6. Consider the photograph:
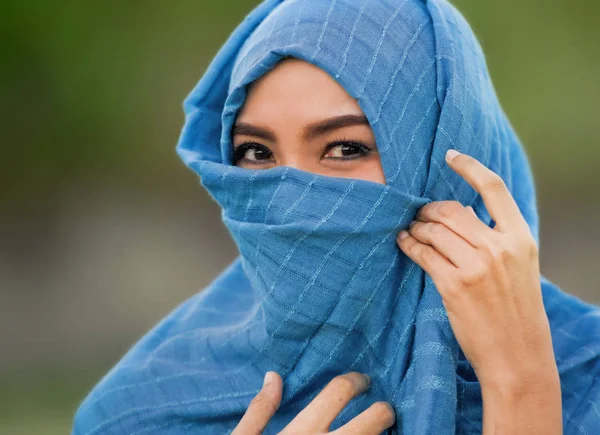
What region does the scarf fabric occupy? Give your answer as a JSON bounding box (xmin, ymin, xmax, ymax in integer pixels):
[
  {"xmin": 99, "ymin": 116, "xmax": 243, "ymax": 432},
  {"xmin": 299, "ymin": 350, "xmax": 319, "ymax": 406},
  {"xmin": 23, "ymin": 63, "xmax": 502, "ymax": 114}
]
[{"xmin": 73, "ymin": 0, "xmax": 600, "ymax": 433}]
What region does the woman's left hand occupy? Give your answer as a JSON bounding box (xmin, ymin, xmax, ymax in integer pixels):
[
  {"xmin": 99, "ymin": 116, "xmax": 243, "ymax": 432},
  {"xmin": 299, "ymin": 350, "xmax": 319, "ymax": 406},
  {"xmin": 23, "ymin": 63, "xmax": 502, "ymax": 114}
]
[{"xmin": 397, "ymin": 150, "xmax": 562, "ymax": 434}]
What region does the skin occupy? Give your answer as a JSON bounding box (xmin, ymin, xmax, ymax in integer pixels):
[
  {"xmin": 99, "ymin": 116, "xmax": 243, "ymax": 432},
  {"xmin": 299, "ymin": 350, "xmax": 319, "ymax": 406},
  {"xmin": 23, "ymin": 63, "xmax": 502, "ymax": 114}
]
[
  {"xmin": 232, "ymin": 58, "xmax": 385, "ymax": 184},
  {"xmin": 232, "ymin": 59, "xmax": 562, "ymax": 434},
  {"xmin": 232, "ymin": 372, "xmax": 395, "ymax": 435}
]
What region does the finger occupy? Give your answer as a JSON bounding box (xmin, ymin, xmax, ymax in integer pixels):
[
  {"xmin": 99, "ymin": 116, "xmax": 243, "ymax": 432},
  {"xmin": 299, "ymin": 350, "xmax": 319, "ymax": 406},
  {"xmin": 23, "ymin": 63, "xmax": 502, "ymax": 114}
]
[
  {"xmin": 416, "ymin": 201, "xmax": 494, "ymax": 248},
  {"xmin": 397, "ymin": 231, "xmax": 457, "ymax": 282},
  {"xmin": 445, "ymin": 150, "xmax": 528, "ymax": 234},
  {"xmin": 287, "ymin": 372, "xmax": 370, "ymax": 431},
  {"xmin": 232, "ymin": 372, "xmax": 282, "ymax": 435},
  {"xmin": 331, "ymin": 402, "xmax": 395, "ymax": 435},
  {"xmin": 407, "ymin": 221, "xmax": 479, "ymax": 268}
]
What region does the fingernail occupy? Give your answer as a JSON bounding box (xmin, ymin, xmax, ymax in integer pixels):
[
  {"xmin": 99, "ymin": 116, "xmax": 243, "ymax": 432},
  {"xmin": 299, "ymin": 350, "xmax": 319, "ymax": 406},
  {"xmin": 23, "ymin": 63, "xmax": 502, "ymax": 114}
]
[
  {"xmin": 409, "ymin": 220, "xmax": 417, "ymax": 229},
  {"xmin": 398, "ymin": 230, "xmax": 409, "ymax": 240},
  {"xmin": 263, "ymin": 371, "xmax": 275, "ymax": 387},
  {"xmin": 446, "ymin": 149, "xmax": 460, "ymax": 162},
  {"xmin": 363, "ymin": 373, "xmax": 371, "ymax": 387}
]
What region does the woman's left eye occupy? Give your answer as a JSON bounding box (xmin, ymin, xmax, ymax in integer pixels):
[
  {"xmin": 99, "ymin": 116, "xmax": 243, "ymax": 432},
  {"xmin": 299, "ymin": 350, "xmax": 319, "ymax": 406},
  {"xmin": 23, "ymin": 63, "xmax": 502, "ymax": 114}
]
[{"xmin": 323, "ymin": 140, "xmax": 372, "ymax": 160}]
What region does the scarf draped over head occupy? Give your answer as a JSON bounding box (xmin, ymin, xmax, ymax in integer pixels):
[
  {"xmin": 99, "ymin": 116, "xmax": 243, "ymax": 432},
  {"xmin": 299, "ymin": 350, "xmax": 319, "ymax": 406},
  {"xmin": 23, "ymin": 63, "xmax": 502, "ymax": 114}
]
[{"xmin": 73, "ymin": 0, "xmax": 600, "ymax": 434}]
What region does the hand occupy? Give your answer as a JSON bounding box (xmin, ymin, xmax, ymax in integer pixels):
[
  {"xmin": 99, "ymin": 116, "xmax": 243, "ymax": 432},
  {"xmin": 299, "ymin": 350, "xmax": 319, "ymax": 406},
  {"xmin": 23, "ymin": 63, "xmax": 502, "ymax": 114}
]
[
  {"xmin": 396, "ymin": 150, "xmax": 561, "ymax": 434},
  {"xmin": 232, "ymin": 372, "xmax": 395, "ymax": 435}
]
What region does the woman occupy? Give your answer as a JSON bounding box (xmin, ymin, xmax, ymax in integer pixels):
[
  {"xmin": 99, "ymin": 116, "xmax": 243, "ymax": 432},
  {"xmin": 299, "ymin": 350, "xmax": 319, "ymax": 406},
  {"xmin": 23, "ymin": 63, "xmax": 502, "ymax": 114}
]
[{"xmin": 73, "ymin": 0, "xmax": 600, "ymax": 434}]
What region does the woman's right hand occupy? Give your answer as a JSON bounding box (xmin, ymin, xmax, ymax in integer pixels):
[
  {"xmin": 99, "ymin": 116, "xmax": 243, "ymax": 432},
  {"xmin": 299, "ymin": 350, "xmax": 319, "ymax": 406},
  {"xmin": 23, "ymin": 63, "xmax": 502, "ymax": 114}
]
[{"xmin": 232, "ymin": 372, "xmax": 395, "ymax": 435}]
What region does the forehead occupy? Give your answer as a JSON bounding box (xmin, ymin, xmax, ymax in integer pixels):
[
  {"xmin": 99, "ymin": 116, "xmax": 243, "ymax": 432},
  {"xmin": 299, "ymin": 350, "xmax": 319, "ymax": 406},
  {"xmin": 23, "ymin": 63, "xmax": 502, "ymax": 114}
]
[{"xmin": 238, "ymin": 58, "xmax": 364, "ymax": 120}]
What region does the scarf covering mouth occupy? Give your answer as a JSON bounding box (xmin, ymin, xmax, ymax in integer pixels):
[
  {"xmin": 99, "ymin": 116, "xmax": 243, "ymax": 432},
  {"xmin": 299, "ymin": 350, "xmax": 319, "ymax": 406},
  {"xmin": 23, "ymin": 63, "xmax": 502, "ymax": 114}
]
[{"xmin": 73, "ymin": 0, "xmax": 600, "ymax": 433}]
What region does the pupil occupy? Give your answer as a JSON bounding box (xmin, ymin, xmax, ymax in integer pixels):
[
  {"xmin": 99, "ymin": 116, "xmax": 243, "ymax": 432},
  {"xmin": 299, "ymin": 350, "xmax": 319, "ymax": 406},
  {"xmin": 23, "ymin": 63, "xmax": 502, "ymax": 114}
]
[
  {"xmin": 254, "ymin": 147, "xmax": 270, "ymax": 160},
  {"xmin": 341, "ymin": 144, "xmax": 355, "ymax": 156}
]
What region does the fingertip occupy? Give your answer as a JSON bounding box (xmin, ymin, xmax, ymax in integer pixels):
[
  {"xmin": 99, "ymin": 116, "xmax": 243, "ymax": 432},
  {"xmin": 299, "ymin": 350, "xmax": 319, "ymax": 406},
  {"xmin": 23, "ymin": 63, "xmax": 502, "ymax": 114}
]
[
  {"xmin": 343, "ymin": 371, "xmax": 371, "ymax": 392},
  {"xmin": 445, "ymin": 149, "xmax": 461, "ymax": 163},
  {"xmin": 263, "ymin": 371, "xmax": 275, "ymax": 387},
  {"xmin": 262, "ymin": 371, "xmax": 283, "ymax": 391},
  {"xmin": 383, "ymin": 402, "xmax": 396, "ymax": 420},
  {"xmin": 397, "ymin": 230, "xmax": 409, "ymax": 241},
  {"xmin": 374, "ymin": 401, "xmax": 396, "ymax": 426},
  {"xmin": 262, "ymin": 372, "xmax": 283, "ymax": 398}
]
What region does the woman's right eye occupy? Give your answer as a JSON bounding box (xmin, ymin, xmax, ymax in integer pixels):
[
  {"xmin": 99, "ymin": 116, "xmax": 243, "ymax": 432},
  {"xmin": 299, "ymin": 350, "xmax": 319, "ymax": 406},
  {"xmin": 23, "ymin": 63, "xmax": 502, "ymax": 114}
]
[{"xmin": 232, "ymin": 143, "xmax": 274, "ymax": 165}]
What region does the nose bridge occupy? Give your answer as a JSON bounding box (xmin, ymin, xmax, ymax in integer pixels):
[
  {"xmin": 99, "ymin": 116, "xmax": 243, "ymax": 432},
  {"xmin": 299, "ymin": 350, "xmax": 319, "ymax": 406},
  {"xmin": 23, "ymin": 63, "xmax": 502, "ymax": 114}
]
[
  {"xmin": 276, "ymin": 135, "xmax": 314, "ymax": 173},
  {"xmin": 278, "ymin": 148, "xmax": 300, "ymax": 170},
  {"xmin": 279, "ymin": 156, "xmax": 309, "ymax": 172}
]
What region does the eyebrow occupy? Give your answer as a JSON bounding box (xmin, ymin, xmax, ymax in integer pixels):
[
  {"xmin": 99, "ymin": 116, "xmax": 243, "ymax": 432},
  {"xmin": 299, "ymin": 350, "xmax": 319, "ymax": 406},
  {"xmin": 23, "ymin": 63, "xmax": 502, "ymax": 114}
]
[
  {"xmin": 231, "ymin": 123, "xmax": 276, "ymax": 142},
  {"xmin": 232, "ymin": 114, "xmax": 370, "ymax": 142}
]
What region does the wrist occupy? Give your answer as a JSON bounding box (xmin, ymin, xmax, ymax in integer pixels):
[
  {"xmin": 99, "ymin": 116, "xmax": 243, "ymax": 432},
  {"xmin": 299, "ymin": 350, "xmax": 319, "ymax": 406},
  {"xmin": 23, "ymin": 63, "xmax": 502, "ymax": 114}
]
[
  {"xmin": 480, "ymin": 367, "xmax": 562, "ymax": 435},
  {"xmin": 477, "ymin": 331, "xmax": 559, "ymax": 398},
  {"xmin": 481, "ymin": 367, "xmax": 560, "ymax": 405},
  {"xmin": 479, "ymin": 355, "xmax": 560, "ymax": 398}
]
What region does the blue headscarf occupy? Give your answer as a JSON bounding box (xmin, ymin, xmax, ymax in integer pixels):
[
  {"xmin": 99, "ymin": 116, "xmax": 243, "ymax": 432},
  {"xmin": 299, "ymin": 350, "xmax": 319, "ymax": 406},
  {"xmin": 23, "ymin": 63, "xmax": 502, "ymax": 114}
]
[{"xmin": 73, "ymin": 0, "xmax": 600, "ymax": 433}]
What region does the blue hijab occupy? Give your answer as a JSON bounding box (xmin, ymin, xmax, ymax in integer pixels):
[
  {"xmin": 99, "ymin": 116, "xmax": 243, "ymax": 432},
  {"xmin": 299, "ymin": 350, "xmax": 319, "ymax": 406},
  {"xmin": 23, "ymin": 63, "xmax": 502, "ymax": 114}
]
[{"xmin": 73, "ymin": 0, "xmax": 600, "ymax": 433}]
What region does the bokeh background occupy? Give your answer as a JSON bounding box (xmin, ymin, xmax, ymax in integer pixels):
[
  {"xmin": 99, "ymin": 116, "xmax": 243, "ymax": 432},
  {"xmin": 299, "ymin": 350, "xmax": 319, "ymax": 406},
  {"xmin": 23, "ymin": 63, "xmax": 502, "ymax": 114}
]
[{"xmin": 1, "ymin": 0, "xmax": 598, "ymax": 433}]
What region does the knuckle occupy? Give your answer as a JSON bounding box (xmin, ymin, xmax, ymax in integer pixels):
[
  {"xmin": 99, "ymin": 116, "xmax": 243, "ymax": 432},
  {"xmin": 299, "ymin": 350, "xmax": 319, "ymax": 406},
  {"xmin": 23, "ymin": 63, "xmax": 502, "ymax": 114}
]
[
  {"xmin": 420, "ymin": 246, "xmax": 437, "ymax": 267},
  {"xmin": 409, "ymin": 221, "xmax": 424, "ymax": 235},
  {"xmin": 528, "ymin": 240, "xmax": 539, "ymax": 259},
  {"xmin": 441, "ymin": 280, "xmax": 461, "ymax": 301},
  {"xmin": 479, "ymin": 174, "xmax": 506, "ymax": 194},
  {"xmin": 411, "ymin": 243, "xmax": 426, "ymax": 259},
  {"xmin": 479, "ymin": 236, "xmax": 509, "ymax": 263},
  {"xmin": 428, "ymin": 222, "xmax": 445, "ymax": 235},
  {"xmin": 412, "ymin": 221, "xmax": 440, "ymax": 240},
  {"xmin": 483, "ymin": 244, "xmax": 506, "ymax": 264},
  {"xmin": 459, "ymin": 263, "xmax": 487, "ymax": 286},
  {"xmin": 437, "ymin": 201, "xmax": 464, "ymax": 220},
  {"xmin": 518, "ymin": 235, "xmax": 539, "ymax": 258},
  {"xmin": 505, "ymin": 235, "xmax": 538, "ymax": 260},
  {"xmin": 420, "ymin": 245, "xmax": 434, "ymax": 261}
]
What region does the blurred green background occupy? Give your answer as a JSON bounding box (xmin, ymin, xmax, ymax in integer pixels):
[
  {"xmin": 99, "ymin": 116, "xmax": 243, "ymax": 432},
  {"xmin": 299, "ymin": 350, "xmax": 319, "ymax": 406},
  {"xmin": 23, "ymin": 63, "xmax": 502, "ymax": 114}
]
[{"xmin": 1, "ymin": 1, "xmax": 598, "ymax": 433}]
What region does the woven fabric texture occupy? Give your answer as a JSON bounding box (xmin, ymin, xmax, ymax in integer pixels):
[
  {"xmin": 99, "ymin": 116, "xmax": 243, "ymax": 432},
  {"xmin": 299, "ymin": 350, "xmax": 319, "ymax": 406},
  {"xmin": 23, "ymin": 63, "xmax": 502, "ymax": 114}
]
[{"xmin": 73, "ymin": 0, "xmax": 600, "ymax": 433}]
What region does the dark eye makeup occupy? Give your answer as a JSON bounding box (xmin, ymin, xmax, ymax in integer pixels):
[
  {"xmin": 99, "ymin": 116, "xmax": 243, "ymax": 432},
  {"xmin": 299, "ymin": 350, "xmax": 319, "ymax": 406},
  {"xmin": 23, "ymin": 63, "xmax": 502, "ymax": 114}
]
[
  {"xmin": 232, "ymin": 142, "xmax": 275, "ymax": 165},
  {"xmin": 322, "ymin": 139, "xmax": 374, "ymax": 160},
  {"xmin": 232, "ymin": 139, "xmax": 374, "ymax": 166}
]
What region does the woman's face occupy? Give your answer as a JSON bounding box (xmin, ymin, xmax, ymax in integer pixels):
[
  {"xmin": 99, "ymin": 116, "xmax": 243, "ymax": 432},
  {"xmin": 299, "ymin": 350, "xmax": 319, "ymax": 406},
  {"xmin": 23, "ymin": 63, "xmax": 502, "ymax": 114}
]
[{"xmin": 232, "ymin": 58, "xmax": 386, "ymax": 185}]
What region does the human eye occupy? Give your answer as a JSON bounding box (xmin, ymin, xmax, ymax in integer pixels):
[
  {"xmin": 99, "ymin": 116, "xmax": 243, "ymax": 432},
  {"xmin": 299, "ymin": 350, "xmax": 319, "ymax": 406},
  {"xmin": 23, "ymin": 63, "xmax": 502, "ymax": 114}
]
[
  {"xmin": 232, "ymin": 142, "xmax": 275, "ymax": 166},
  {"xmin": 322, "ymin": 139, "xmax": 374, "ymax": 161}
]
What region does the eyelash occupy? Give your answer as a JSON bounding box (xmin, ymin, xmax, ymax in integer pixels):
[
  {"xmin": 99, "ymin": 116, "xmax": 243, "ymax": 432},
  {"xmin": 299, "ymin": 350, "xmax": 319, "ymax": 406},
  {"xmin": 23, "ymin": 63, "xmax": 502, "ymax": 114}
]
[
  {"xmin": 232, "ymin": 139, "xmax": 373, "ymax": 165},
  {"xmin": 323, "ymin": 138, "xmax": 373, "ymax": 160},
  {"xmin": 232, "ymin": 142, "xmax": 273, "ymax": 165}
]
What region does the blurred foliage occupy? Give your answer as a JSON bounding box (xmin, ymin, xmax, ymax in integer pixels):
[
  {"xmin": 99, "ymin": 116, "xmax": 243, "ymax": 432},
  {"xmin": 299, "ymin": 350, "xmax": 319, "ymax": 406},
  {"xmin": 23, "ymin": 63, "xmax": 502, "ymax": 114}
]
[
  {"xmin": 1, "ymin": 0, "xmax": 254, "ymax": 204},
  {"xmin": 0, "ymin": 370, "xmax": 93, "ymax": 434},
  {"xmin": 1, "ymin": 0, "xmax": 599, "ymax": 205}
]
